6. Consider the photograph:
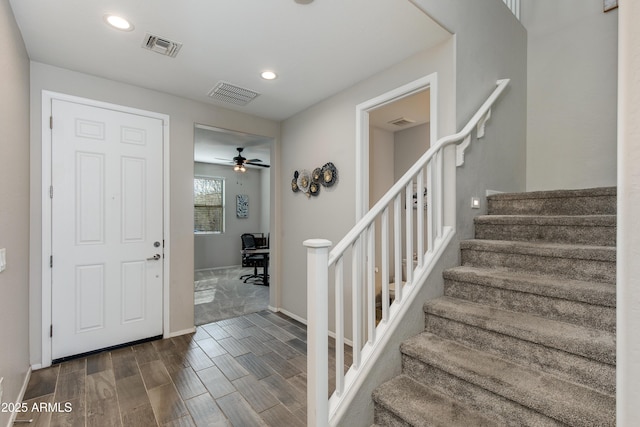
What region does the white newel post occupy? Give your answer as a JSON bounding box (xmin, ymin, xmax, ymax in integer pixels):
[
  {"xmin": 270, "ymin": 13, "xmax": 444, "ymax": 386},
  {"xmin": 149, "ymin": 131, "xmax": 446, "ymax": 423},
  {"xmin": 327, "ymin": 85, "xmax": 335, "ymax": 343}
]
[{"xmin": 304, "ymin": 238, "xmax": 332, "ymax": 427}]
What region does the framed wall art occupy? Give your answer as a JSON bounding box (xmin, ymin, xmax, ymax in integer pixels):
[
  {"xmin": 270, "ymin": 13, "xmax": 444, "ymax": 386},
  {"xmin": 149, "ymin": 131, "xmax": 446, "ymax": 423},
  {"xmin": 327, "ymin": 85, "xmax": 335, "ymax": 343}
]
[{"xmin": 236, "ymin": 194, "xmax": 249, "ymax": 218}]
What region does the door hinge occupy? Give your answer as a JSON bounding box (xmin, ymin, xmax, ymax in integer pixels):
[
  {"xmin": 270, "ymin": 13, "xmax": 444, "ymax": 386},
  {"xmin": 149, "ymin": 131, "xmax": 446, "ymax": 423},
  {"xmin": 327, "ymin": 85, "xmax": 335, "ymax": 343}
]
[
  {"xmin": 50, "ymin": 325, "xmax": 53, "ymax": 338},
  {"xmin": 49, "ymin": 185, "xmax": 53, "ymax": 199},
  {"xmin": 50, "ymin": 116, "xmax": 53, "ymax": 129},
  {"xmin": 50, "ymin": 255, "xmax": 53, "ymax": 268}
]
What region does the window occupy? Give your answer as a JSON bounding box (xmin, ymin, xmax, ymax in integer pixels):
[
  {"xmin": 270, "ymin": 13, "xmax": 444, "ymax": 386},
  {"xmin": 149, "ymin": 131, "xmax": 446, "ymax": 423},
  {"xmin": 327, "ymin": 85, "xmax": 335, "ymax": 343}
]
[{"xmin": 194, "ymin": 176, "xmax": 224, "ymax": 233}]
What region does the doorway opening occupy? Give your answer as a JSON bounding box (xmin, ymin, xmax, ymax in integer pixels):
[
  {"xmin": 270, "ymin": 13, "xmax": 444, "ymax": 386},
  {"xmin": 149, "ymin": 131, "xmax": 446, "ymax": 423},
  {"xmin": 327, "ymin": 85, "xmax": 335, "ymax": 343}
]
[
  {"xmin": 355, "ymin": 73, "xmax": 437, "ymax": 219},
  {"xmin": 354, "ymin": 74, "xmax": 437, "ymax": 322},
  {"xmin": 193, "ymin": 124, "xmax": 274, "ymax": 325}
]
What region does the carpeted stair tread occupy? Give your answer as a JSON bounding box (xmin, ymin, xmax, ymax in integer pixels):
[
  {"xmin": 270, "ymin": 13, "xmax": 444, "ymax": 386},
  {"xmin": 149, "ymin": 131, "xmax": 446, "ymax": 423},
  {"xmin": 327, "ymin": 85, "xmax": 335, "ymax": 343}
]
[
  {"xmin": 401, "ymin": 332, "xmax": 615, "ymax": 427},
  {"xmin": 424, "ymin": 297, "xmax": 615, "ymax": 364},
  {"xmin": 488, "ymin": 187, "xmax": 616, "ymax": 201},
  {"xmin": 443, "ymin": 266, "xmax": 615, "ymax": 307},
  {"xmin": 475, "ymin": 214, "xmax": 616, "ymax": 226},
  {"xmin": 460, "ymin": 239, "xmax": 616, "ymax": 283},
  {"xmin": 487, "ymin": 187, "xmax": 616, "ymax": 216},
  {"xmin": 460, "ymin": 239, "xmax": 616, "ymax": 262},
  {"xmin": 373, "ymin": 375, "xmax": 497, "ymax": 427},
  {"xmin": 474, "ymin": 215, "xmax": 616, "ymax": 246}
]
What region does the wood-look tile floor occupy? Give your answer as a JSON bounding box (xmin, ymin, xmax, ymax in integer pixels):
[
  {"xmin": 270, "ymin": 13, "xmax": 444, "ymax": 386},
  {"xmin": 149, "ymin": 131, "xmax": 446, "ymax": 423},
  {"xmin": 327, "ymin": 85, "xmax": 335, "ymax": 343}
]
[{"xmin": 19, "ymin": 311, "xmax": 352, "ymax": 427}]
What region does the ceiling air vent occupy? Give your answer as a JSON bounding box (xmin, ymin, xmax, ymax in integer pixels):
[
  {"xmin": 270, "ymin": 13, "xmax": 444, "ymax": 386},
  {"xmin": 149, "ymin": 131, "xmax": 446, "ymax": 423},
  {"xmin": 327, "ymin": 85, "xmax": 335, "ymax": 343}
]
[
  {"xmin": 142, "ymin": 33, "xmax": 182, "ymax": 58},
  {"xmin": 207, "ymin": 81, "xmax": 261, "ymax": 106},
  {"xmin": 388, "ymin": 117, "xmax": 416, "ymax": 127}
]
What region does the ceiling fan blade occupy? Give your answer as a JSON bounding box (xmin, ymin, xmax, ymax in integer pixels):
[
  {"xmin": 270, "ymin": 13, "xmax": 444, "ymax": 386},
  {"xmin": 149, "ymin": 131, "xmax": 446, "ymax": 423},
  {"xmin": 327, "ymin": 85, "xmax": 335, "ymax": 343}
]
[
  {"xmin": 246, "ymin": 158, "xmax": 262, "ymax": 163},
  {"xmin": 214, "ymin": 157, "xmax": 233, "ymax": 161},
  {"xmin": 246, "ymin": 162, "xmax": 270, "ymax": 168}
]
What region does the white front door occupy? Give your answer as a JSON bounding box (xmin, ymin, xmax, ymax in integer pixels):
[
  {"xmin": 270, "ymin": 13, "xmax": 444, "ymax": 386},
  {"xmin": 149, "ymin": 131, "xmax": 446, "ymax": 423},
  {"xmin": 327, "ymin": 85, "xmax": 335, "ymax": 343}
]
[{"xmin": 51, "ymin": 99, "xmax": 164, "ymax": 360}]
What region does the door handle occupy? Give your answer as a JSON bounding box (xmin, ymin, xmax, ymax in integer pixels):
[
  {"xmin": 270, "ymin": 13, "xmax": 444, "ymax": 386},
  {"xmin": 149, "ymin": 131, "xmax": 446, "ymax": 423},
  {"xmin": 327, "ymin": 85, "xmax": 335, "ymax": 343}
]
[{"xmin": 147, "ymin": 254, "xmax": 161, "ymax": 261}]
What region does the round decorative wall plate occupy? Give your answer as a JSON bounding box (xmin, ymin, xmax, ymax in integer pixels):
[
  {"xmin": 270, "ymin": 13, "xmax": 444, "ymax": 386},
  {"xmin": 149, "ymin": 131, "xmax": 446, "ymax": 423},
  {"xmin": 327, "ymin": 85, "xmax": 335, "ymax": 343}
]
[
  {"xmin": 312, "ymin": 167, "xmax": 322, "ymax": 183},
  {"xmin": 297, "ymin": 170, "xmax": 311, "ymax": 193},
  {"xmin": 309, "ymin": 181, "xmax": 320, "ymax": 196},
  {"xmin": 320, "ymin": 162, "xmax": 338, "ymax": 187}
]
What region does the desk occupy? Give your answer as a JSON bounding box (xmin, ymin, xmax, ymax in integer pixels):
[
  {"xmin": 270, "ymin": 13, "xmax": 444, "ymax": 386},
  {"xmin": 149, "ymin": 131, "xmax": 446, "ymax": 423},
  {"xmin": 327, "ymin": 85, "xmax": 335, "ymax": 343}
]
[{"xmin": 241, "ymin": 248, "xmax": 269, "ymax": 286}]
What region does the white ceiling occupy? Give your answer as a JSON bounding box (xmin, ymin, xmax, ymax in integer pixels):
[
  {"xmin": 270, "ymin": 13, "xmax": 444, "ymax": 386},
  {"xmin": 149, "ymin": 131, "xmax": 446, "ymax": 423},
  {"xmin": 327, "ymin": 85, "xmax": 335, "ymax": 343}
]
[
  {"xmin": 194, "ymin": 125, "xmax": 272, "ymax": 167},
  {"xmin": 9, "ymin": 0, "xmax": 450, "ymax": 122},
  {"xmin": 369, "ymin": 89, "xmax": 430, "ymax": 132}
]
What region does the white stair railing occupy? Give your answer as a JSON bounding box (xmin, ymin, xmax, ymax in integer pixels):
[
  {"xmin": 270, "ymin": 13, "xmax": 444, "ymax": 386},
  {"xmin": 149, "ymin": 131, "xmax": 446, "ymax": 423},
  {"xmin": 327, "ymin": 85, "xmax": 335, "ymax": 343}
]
[{"xmin": 305, "ymin": 79, "xmax": 510, "ymax": 427}]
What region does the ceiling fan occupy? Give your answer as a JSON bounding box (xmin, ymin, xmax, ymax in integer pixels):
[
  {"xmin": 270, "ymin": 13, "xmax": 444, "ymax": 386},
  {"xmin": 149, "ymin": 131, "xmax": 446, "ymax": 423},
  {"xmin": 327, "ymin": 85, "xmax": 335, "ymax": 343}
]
[{"xmin": 217, "ymin": 147, "xmax": 270, "ymax": 172}]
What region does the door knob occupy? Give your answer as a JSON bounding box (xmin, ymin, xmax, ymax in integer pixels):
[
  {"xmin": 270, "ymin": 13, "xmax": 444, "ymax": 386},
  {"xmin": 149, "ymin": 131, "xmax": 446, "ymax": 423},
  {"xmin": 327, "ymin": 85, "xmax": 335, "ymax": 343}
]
[{"xmin": 147, "ymin": 254, "xmax": 161, "ymax": 261}]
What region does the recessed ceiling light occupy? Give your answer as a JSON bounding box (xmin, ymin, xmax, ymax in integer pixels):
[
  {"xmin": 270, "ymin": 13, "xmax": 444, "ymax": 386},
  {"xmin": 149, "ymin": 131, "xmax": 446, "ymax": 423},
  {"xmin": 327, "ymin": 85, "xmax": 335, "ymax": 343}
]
[
  {"xmin": 261, "ymin": 71, "xmax": 277, "ymax": 80},
  {"xmin": 294, "ymin": 0, "xmax": 314, "ymax": 4},
  {"xmin": 104, "ymin": 14, "xmax": 134, "ymax": 31}
]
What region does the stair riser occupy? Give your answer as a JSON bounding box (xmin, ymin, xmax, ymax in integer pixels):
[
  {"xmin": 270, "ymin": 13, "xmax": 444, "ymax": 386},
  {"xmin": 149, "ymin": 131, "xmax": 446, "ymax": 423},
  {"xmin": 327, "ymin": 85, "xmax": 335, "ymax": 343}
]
[
  {"xmin": 487, "ymin": 195, "xmax": 616, "ymax": 216},
  {"xmin": 474, "ymin": 223, "xmax": 616, "ymax": 246},
  {"xmin": 401, "ymin": 355, "xmax": 566, "ymax": 427},
  {"xmin": 461, "ymin": 248, "xmax": 616, "ymax": 284},
  {"xmin": 444, "ymin": 279, "xmax": 616, "ymax": 333},
  {"xmin": 373, "ymin": 407, "xmax": 411, "ymax": 427},
  {"xmin": 424, "ymin": 314, "xmax": 615, "ymax": 395}
]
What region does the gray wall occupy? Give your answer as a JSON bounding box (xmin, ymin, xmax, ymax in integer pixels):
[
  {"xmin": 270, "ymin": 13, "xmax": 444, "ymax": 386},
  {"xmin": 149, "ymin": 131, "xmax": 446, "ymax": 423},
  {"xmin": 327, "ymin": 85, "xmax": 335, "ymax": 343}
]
[
  {"xmin": 522, "ymin": 0, "xmax": 617, "ymax": 191},
  {"xmin": 394, "ymin": 123, "xmax": 431, "ymax": 181},
  {"xmin": 279, "ymin": 39, "xmax": 456, "ymax": 325},
  {"xmin": 0, "ymin": 1, "xmax": 31, "ymax": 423},
  {"xmin": 28, "ymin": 62, "xmax": 280, "ymax": 366},
  {"xmin": 338, "ymin": 0, "xmax": 527, "ymax": 424},
  {"xmin": 194, "ymin": 162, "xmax": 267, "ymax": 270},
  {"xmin": 370, "ymin": 127, "xmax": 395, "ymax": 207}
]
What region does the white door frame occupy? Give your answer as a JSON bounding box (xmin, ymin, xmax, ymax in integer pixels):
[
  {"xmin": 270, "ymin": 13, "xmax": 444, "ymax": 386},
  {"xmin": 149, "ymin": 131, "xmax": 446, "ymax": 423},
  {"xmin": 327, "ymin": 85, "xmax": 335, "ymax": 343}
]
[
  {"xmin": 41, "ymin": 91, "xmax": 171, "ymax": 367},
  {"xmin": 355, "ymin": 73, "xmax": 438, "ymax": 220}
]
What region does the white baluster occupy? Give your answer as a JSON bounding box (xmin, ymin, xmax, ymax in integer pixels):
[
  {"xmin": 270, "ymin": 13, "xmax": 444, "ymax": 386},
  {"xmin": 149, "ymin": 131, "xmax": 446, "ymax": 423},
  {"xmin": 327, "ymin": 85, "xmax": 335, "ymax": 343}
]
[
  {"xmin": 335, "ymin": 257, "xmax": 344, "ymax": 396},
  {"xmin": 417, "ymin": 169, "xmax": 424, "ymax": 268},
  {"xmin": 427, "ymin": 158, "xmax": 434, "ymax": 252},
  {"xmin": 381, "ymin": 207, "xmax": 390, "ymax": 323},
  {"xmin": 351, "ymin": 240, "xmax": 362, "ymax": 369},
  {"xmin": 436, "ymin": 148, "xmax": 444, "ymax": 239},
  {"xmin": 367, "ymin": 224, "xmax": 376, "ymax": 343},
  {"xmin": 394, "ymin": 194, "xmax": 402, "ymax": 309}
]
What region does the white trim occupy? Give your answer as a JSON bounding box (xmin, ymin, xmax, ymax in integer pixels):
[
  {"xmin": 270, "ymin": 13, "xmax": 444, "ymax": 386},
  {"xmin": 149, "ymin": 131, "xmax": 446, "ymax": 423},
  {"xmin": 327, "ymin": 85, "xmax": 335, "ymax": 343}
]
[
  {"xmin": 40, "ymin": 91, "xmax": 171, "ymax": 366},
  {"xmin": 276, "ymin": 307, "xmax": 305, "ymax": 324},
  {"xmin": 355, "ymin": 73, "xmax": 438, "ymax": 220},
  {"xmin": 7, "ymin": 367, "xmax": 32, "ymax": 427},
  {"xmin": 165, "ymin": 327, "xmax": 196, "ymax": 338},
  {"xmin": 275, "ymin": 307, "xmax": 355, "ymax": 347},
  {"xmin": 194, "ymin": 265, "xmax": 242, "ymax": 273}
]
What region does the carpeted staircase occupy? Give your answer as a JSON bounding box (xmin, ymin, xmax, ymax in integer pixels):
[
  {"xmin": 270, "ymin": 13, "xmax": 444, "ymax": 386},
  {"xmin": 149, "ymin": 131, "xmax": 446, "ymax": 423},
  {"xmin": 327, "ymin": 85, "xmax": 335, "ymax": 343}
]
[{"xmin": 372, "ymin": 187, "xmax": 616, "ymax": 426}]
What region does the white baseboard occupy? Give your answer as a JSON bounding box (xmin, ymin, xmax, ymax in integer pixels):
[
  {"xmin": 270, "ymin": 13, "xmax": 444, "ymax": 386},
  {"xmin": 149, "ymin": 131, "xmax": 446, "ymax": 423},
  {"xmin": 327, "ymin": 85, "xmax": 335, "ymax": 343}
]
[
  {"xmin": 486, "ymin": 189, "xmax": 504, "ymax": 196},
  {"xmin": 7, "ymin": 367, "xmax": 32, "ymax": 427},
  {"xmin": 165, "ymin": 327, "xmax": 196, "ymax": 338},
  {"xmin": 274, "ymin": 307, "xmax": 354, "ymax": 347},
  {"xmin": 194, "ymin": 265, "xmax": 242, "ymax": 273},
  {"xmin": 276, "ymin": 307, "xmax": 307, "ymax": 325}
]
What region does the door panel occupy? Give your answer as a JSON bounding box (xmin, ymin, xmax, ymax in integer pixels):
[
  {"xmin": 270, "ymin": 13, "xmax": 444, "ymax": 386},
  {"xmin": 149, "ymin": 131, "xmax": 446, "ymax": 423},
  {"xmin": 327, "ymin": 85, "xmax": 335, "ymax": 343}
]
[{"xmin": 51, "ymin": 99, "xmax": 164, "ymax": 360}]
